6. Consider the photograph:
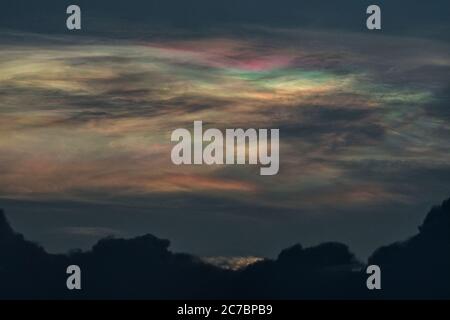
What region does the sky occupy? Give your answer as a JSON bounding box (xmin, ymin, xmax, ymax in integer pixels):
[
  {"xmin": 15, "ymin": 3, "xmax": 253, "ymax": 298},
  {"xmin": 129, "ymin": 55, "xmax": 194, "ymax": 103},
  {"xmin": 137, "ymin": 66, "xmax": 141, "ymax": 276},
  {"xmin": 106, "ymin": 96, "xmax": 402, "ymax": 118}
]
[{"xmin": 0, "ymin": 0, "xmax": 449, "ymax": 260}]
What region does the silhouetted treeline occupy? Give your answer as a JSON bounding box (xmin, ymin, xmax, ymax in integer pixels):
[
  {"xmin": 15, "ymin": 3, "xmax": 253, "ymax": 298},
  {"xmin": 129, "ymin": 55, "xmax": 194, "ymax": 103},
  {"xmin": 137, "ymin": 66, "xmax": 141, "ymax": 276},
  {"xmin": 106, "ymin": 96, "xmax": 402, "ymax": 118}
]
[{"xmin": 1, "ymin": 198, "xmax": 449, "ymax": 299}]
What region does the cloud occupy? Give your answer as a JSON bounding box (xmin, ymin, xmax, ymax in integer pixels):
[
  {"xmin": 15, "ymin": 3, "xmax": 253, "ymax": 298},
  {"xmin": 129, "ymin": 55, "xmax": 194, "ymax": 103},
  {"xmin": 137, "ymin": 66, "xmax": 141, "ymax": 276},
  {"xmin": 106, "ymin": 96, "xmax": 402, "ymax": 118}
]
[
  {"xmin": 58, "ymin": 226, "xmax": 122, "ymax": 237},
  {"xmin": 1, "ymin": 29, "xmax": 448, "ymax": 206},
  {"xmin": 0, "ymin": 24, "xmax": 449, "ymax": 259}
]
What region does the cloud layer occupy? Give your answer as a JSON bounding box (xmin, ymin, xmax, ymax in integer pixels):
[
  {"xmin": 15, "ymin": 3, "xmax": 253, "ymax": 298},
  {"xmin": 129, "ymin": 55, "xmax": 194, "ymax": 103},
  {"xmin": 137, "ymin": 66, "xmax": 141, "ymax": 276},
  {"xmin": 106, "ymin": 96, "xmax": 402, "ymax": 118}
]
[{"xmin": 0, "ymin": 24, "xmax": 449, "ymax": 257}]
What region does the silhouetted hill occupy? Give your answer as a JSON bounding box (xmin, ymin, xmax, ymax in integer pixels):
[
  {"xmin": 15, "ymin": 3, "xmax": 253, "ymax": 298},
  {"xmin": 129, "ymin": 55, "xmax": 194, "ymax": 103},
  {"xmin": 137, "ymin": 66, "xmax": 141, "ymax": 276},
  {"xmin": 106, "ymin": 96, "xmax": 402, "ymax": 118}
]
[
  {"xmin": 234, "ymin": 242, "xmax": 365, "ymax": 299},
  {"xmin": 1, "ymin": 198, "xmax": 449, "ymax": 299},
  {"xmin": 368, "ymin": 198, "xmax": 450, "ymax": 299}
]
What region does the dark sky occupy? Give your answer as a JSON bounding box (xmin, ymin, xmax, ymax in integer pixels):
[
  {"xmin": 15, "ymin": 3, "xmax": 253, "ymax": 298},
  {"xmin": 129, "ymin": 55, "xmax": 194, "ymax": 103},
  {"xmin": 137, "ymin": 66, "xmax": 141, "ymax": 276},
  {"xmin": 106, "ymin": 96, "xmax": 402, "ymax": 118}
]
[
  {"xmin": 1, "ymin": 0, "xmax": 449, "ymax": 38},
  {"xmin": 0, "ymin": 0, "xmax": 449, "ymax": 260}
]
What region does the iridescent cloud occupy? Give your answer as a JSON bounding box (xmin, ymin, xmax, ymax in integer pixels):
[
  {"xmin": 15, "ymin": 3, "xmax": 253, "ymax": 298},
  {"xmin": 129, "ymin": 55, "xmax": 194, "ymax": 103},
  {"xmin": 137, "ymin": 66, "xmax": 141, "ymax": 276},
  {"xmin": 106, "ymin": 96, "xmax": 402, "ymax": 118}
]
[{"xmin": 0, "ymin": 28, "xmax": 449, "ymax": 213}]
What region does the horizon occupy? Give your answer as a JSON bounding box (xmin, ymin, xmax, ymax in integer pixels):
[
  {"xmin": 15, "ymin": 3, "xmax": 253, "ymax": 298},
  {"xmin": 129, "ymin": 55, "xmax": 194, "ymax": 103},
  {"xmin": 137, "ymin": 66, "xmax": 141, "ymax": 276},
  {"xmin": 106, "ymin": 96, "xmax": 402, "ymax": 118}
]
[{"xmin": 1, "ymin": 196, "xmax": 449, "ymax": 264}]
